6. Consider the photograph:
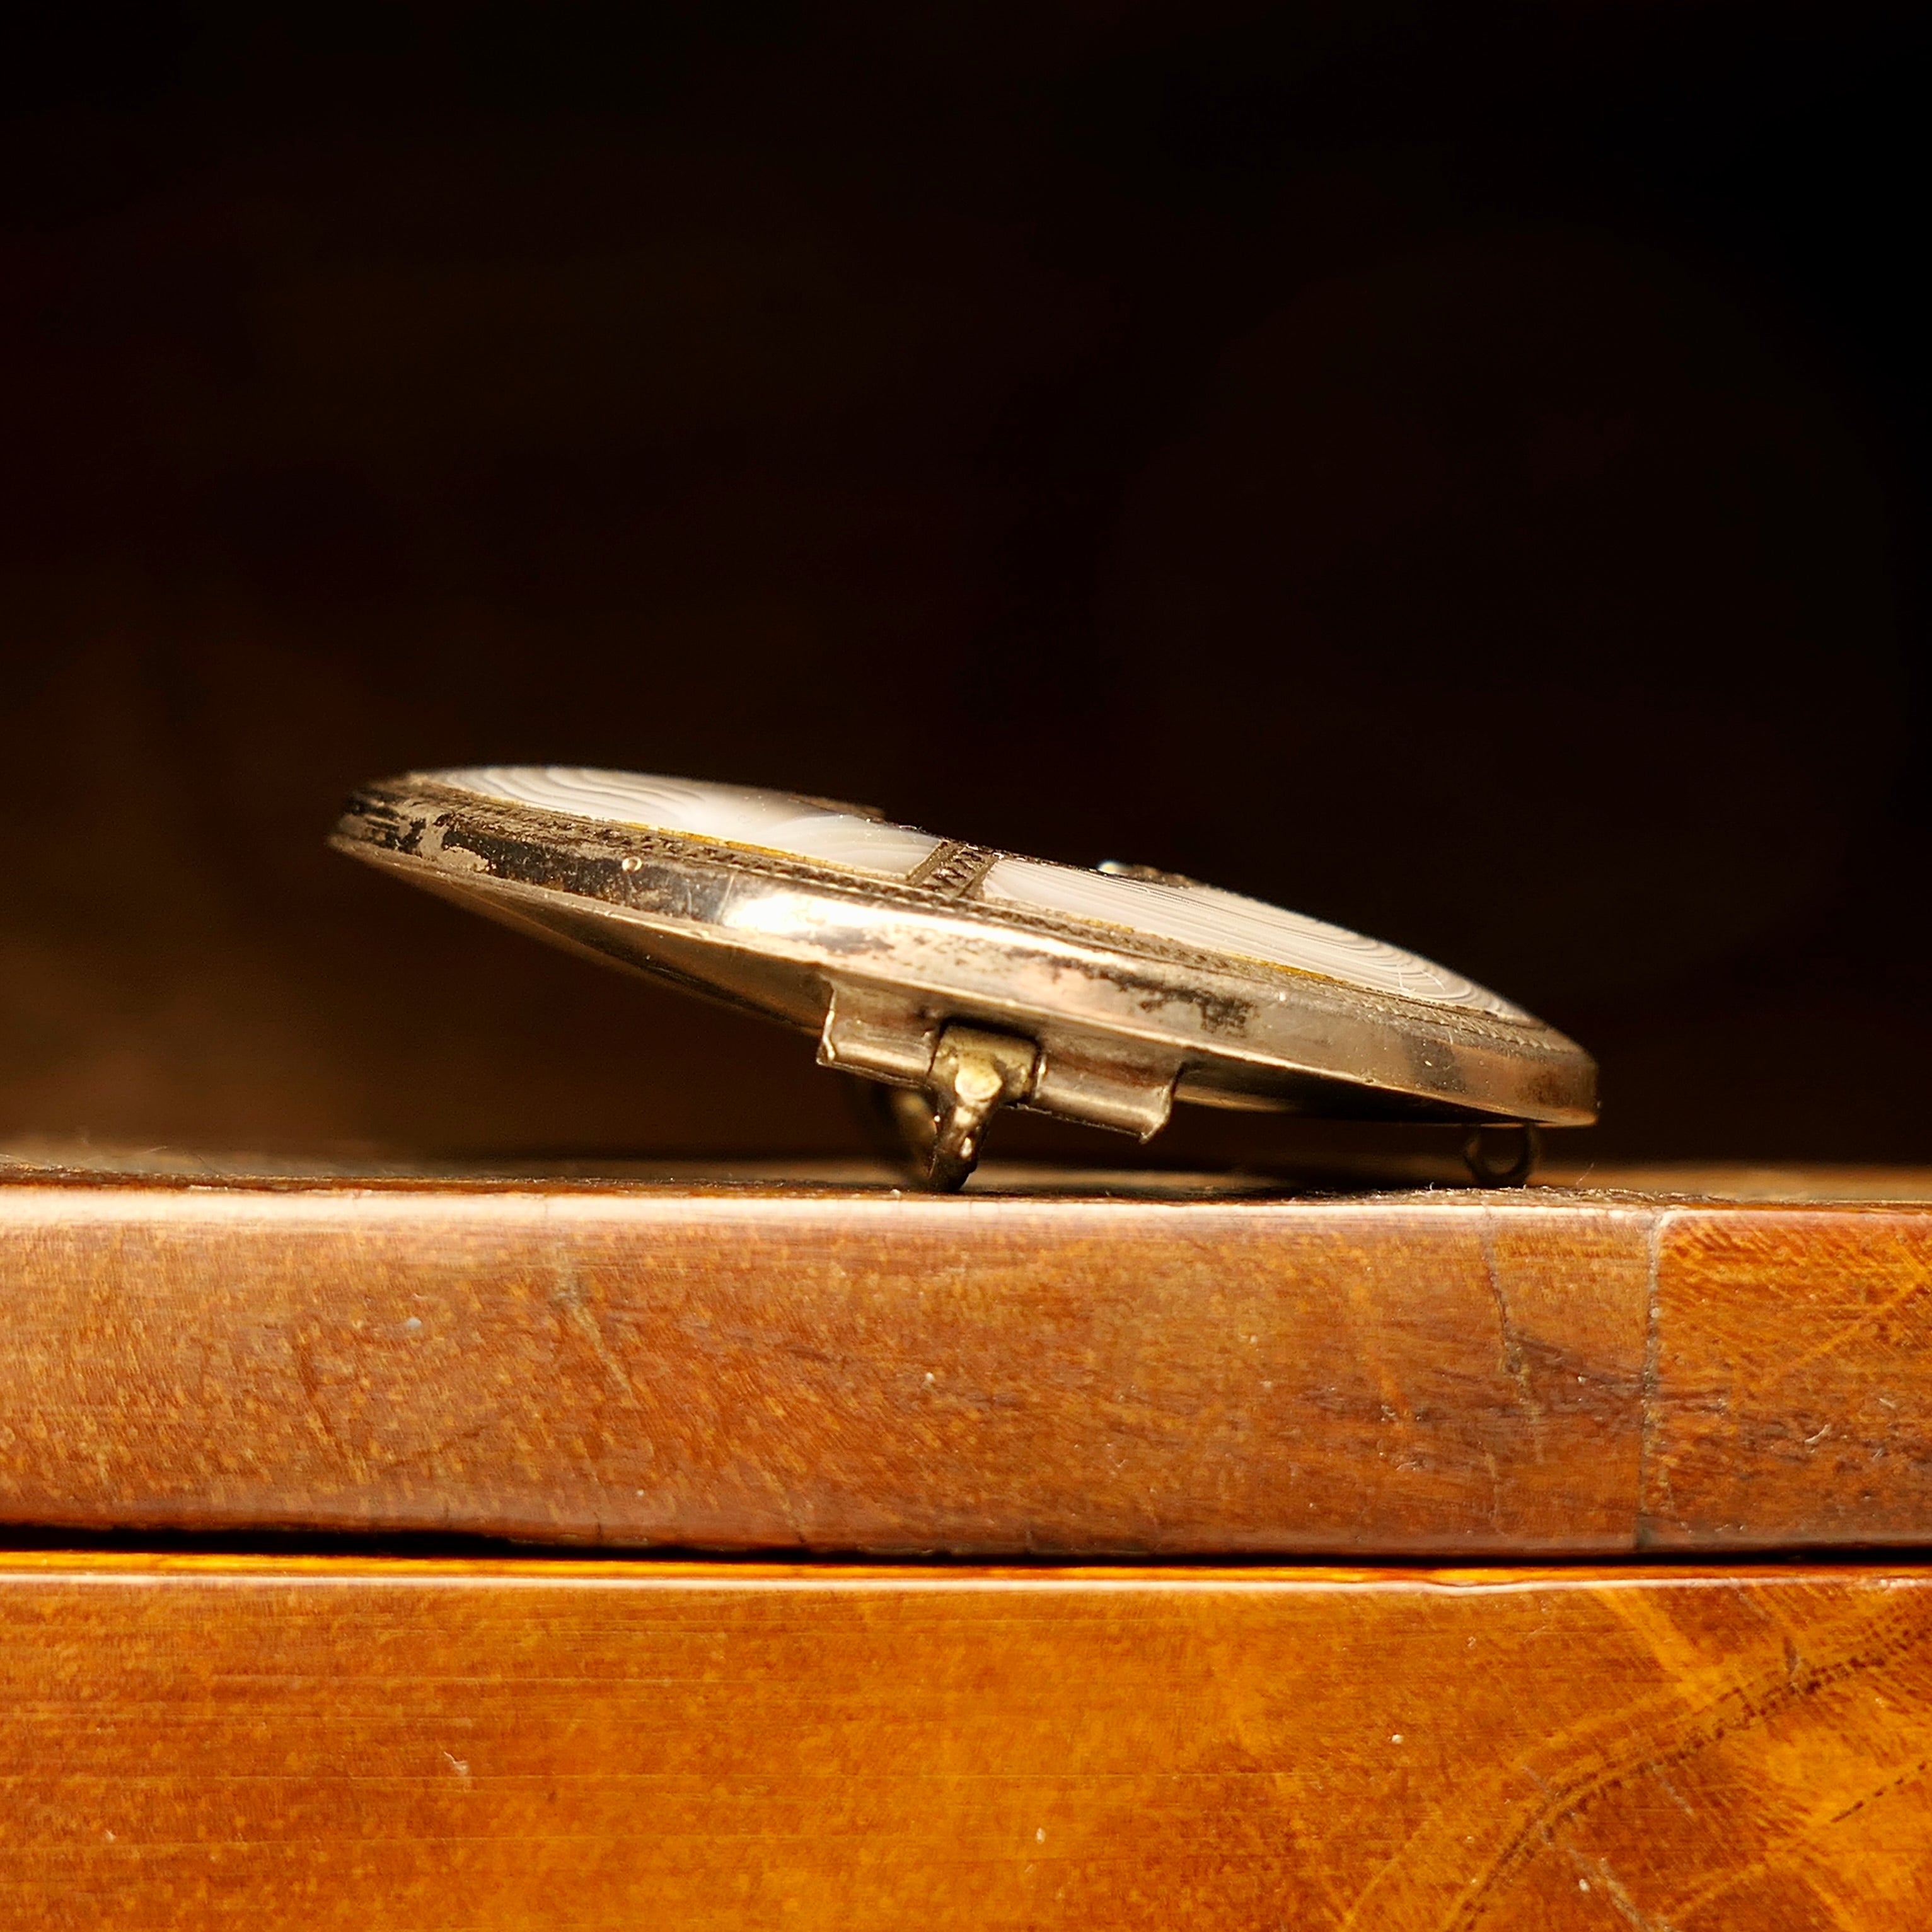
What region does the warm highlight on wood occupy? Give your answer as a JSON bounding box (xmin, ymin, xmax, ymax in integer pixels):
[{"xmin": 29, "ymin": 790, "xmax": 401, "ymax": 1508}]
[
  {"xmin": 0, "ymin": 1556, "xmax": 1926, "ymax": 1929},
  {"xmin": 3, "ymin": 1172, "xmax": 1931, "ymax": 1553}
]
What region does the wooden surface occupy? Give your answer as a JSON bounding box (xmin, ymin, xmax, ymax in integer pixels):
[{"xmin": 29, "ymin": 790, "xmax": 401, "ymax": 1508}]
[
  {"xmin": 0, "ymin": 1555, "xmax": 1924, "ymax": 1929},
  {"xmin": 4, "ymin": 1169, "xmax": 1932, "ymax": 1554}
]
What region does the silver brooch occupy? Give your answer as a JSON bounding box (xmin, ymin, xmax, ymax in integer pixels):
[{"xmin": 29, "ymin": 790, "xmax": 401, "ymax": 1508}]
[{"xmin": 333, "ymin": 767, "xmax": 1595, "ymax": 1188}]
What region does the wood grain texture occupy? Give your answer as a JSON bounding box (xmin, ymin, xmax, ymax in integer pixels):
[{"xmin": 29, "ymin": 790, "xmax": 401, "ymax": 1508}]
[
  {"xmin": 1646, "ymin": 1210, "xmax": 1932, "ymax": 1549},
  {"xmin": 1, "ymin": 1556, "xmax": 1928, "ymax": 1930},
  {"xmin": 2, "ymin": 1173, "xmax": 1930, "ymax": 1554}
]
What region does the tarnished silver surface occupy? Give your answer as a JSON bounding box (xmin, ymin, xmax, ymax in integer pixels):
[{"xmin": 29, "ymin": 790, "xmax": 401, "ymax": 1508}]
[{"xmin": 331, "ymin": 766, "xmax": 1597, "ymax": 1184}]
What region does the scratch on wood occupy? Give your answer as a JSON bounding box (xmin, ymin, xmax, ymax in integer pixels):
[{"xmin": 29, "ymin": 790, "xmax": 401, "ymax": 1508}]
[
  {"xmin": 1646, "ymin": 1757, "xmax": 1695, "ymax": 1818},
  {"xmin": 1479, "ymin": 1215, "xmax": 1543, "ymax": 1454},
  {"xmin": 1570, "ymin": 1851, "xmax": 1678, "ymax": 1932},
  {"xmin": 549, "ymin": 1259, "xmax": 648, "ymax": 1416},
  {"xmin": 288, "ymin": 1336, "xmax": 345, "ymax": 1454}
]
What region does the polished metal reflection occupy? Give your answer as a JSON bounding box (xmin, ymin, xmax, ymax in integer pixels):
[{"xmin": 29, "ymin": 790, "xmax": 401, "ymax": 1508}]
[{"xmin": 332, "ymin": 766, "xmax": 1597, "ymax": 1187}]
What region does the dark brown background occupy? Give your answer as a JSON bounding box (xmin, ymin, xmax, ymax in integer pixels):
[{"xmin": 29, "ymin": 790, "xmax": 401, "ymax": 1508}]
[{"xmin": 1, "ymin": 2, "xmax": 1925, "ymax": 1166}]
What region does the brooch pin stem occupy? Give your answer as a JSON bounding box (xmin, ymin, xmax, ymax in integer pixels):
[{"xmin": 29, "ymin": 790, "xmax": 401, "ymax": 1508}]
[{"xmin": 915, "ymin": 1026, "xmax": 1040, "ymax": 1192}]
